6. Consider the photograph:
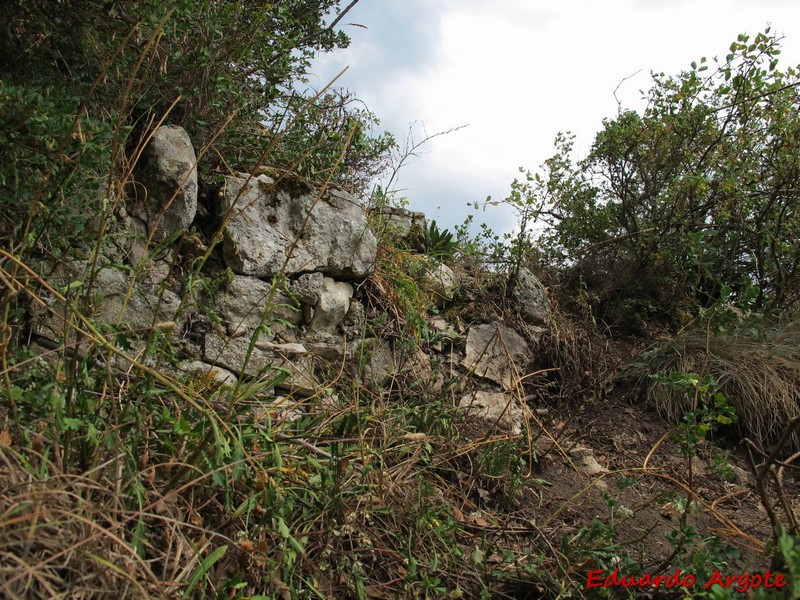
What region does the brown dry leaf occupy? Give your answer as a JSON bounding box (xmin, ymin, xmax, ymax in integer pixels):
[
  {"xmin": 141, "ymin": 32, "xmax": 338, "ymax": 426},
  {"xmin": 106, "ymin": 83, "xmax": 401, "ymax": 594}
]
[
  {"xmin": 359, "ymin": 493, "xmax": 384, "ymax": 508},
  {"xmin": 470, "ymin": 511, "xmax": 489, "ymax": 527},
  {"xmin": 73, "ymin": 120, "xmax": 85, "ymax": 142},
  {"xmin": 138, "ymin": 446, "xmax": 150, "ymax": 472},
  {"xmin": 154, "ymin": 490, "xmax": 178, "ymax": 515},
  {"xmin": 190, "ymin": 509, "xmax": 204, "ymax": 527},
  {"xmin": 32, "ymin": 429, "xmax": 45, "ymax": 454},
  {"xmin": 0, "ymin": 426, "xmax": 11, "ymax": 447}
]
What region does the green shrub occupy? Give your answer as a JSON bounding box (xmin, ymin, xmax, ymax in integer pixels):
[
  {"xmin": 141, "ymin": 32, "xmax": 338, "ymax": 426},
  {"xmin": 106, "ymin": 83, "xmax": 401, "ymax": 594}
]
[
  {"xmin": 0, "ymin": 1, "xmax": 394, "ymax": 188},
  {"xmin": 524, "ymin": 28, "xmax": 800, "ymax": 328},
  {"xmin": 0, "ymin": 80, "xmax": 114, "ymax": 254}
]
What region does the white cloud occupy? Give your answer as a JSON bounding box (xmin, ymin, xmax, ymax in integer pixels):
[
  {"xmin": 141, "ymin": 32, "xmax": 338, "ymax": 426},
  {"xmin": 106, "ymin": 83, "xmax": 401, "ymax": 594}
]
[{"xmin": 312, "ymin": 0, "xmax": 800, "ymax": 234}]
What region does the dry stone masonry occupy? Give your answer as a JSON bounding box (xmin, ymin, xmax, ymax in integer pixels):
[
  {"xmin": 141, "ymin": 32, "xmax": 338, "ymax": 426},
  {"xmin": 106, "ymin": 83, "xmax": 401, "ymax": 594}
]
[
  {"xmin": 35, "ymin": 125, "xmax": 554, "ymax": 436},
  {"xmin": 219, "ymin": 173, "xmax": 377, "ymax": 279}
]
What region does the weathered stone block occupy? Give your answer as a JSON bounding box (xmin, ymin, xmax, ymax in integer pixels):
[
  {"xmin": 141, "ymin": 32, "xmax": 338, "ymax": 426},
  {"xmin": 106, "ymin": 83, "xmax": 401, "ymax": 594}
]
[
  {"xmin": 462, "ymin": 322, "xmax": 530, "ymax": 390},
  {"xmin": 219, "ymin": 174, "xmax": 377, "ymax": 279},
  {"xmin": 135, "ymin": 125, "xmax": 197, "ymax": 238}
]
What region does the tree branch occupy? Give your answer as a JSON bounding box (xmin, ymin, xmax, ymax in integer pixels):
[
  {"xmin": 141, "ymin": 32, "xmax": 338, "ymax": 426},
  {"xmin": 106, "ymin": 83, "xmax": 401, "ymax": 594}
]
[{"xmin": 328, "ymin": 0, "xmax": 362, "ymax": 31}]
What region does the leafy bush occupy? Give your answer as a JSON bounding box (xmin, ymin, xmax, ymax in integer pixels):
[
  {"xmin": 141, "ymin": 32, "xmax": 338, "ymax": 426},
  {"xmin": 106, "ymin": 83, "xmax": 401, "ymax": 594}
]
[
  {"xmin": 0, "ymin": 80, "xmax": 114, "ymax": 255},
  {"xmin": 526, "ymin": 28, "xmax": 800, "ymax": 327},
  {"xmin": 0, "ymin": 0, "xmax": 394, "ymax": 190},
  {"xmin": 2, "ymin": 1, "xmax": 346, "ymax": 128},
  {"xmin": 264, "ymin": 88, "xmax": 396, "ymax": 194}
]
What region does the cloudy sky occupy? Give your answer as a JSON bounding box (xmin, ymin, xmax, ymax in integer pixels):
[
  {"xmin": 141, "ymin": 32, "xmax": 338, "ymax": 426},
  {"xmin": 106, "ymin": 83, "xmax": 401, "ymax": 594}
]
[{"xmin": 309, "ymin": 0, "xmax": 800, "ymax": 235}]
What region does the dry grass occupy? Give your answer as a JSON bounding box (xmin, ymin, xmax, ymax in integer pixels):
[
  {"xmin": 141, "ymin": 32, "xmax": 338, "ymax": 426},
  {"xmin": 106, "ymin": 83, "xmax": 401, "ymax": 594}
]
[
  {"xmin": 0, "ymin": 445, "xmax": 250, "ymax": 600},
  {"xmin": 646, "ymin": 321, "xmax": 800, "ymax": 452},
  {"xmin": 0, "ymin": 448, "xmax": 159, "ymax": 599},
  {"xmin": 520, "ymin": 274, "xmax": 624, "ymax": 408}
]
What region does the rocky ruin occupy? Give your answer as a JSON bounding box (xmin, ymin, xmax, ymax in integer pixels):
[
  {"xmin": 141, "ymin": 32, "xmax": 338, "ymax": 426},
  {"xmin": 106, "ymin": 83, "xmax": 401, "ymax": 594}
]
[{"xmin": 37, "ymin": 125, "xmax": 552, "ymax": 435}]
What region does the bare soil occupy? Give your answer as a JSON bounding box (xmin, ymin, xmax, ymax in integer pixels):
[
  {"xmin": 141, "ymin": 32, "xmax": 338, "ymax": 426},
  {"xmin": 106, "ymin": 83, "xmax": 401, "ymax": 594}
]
[{"xmin": 490, "ymin": 373, "xmax": 799, "ymax": 597}]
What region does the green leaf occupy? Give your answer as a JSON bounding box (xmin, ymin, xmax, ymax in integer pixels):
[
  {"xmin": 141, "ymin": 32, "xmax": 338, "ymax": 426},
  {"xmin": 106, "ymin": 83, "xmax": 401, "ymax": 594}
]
[
  {"xmin": 276, "ymin": 516, "xmax": 291, "ymax": 539},
  {"xmin": 184, "ymin": 545, "xmax": 228, "ymax": 595},
  {"xmin": 62, "ymin": 417, "xmax": 85, "ymax": 431},
  {"xmin": 276, "ymin": 517, "xmax": 305, "ymax": 553}
]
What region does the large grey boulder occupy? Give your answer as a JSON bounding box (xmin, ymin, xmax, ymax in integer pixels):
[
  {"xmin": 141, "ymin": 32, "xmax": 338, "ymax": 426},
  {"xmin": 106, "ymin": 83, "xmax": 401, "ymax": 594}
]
[
  {"xmin": 91, "ymin": 267, "xmax": 183, "ymax": 332},
  {"xmin": 459, "ymin": 390, "xmax": 527, "ymax": 435},
  {"xmin": 290, "ymin": 272, "xmax": 325, "ymax": 323},
  {"xmin": 46, "ymin": 262, "xmax": 181, "ymax": 332},
  {"xmin": 219, "ymin": 174, "xmax": 377, "ymax": 279},
  {"xmin": 290, "ymin": 272, "xmax": 325, "ymax": 305},
  {"xmin": 126, "ymin": 214, "xmax": 173, "ymax": 284},
  {"xmin": 462, "ymin": 322, "xmax": 530, "ymax": 390},
  {"xmin": 303, "ymin": 331, "xmax": 352, "ymax": 361},
  {"xmin": 204, "ymin": 333, "xmax": 317, "ymax": 395},
  {"xmin": 354, "ymin": 338, "xmax": 395, "ymax": 390},
  {"xmin": 135, "ymin": 125, "xmax": 197, "ymax": 238},
  {"xmin": 512, "ymin": 267, "xmax": 550, "ymax": 325},
  {"xmin": 178, "ymin": 360, "xmax": 238, "ymax": 389},
  {"xmin": 422, "ymin": 261, "xmax": 459, "ymax": 307},
  {"xmin": 398, "ymin": 347, "xmax": 441, "ymax": 394},
  {"xmin": 377, "ymin": 206, "xmax": 426, "ymax": 251},
  {"xmin": 341, "ymin": 298, "xmax": 367, "ymax": 337},
  {"xmin": 36, "ymin": 263, "xmax": 184, "ymax": 367}
]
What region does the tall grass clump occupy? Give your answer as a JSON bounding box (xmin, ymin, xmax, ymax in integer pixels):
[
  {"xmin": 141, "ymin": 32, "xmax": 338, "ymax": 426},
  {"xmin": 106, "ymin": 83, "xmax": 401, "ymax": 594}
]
[{"xmin": 646, "ymin": 321, "xmax": 800, "ymax": 452}]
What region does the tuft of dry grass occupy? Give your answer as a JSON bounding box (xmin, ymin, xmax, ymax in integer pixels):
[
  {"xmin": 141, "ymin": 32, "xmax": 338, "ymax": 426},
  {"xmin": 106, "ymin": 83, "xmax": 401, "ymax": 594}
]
[
  {"xmin": 527, "ymin": 276, "xmax": 623, "ymax": 408},
  {"xmin": 0, "ymin": 448, "xmax": 159, "ymax": 599},
  {"xmin": 645, "ymin": 321, "xmax": 800, "ymax": 452},
  {"xmin": 0, "ymin": 444, "xmax": 245, "ymax": 600}
]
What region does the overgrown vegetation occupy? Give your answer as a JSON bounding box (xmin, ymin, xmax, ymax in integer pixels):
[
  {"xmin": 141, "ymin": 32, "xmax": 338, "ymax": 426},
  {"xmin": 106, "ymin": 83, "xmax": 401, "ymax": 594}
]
[
  {"xmin": 2, "ymin": 3, "xmax": 800, "ymax": 598},
  {"xmin": 498, "ymin": 28, "xmax": 800, "ymax": 329}
]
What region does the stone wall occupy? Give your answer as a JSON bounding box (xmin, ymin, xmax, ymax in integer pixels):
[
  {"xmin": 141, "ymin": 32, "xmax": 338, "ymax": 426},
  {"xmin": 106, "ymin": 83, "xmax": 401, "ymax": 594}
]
[{"xmin": 36, "ymin": 125, "xmax": 552, "ymax": 435}]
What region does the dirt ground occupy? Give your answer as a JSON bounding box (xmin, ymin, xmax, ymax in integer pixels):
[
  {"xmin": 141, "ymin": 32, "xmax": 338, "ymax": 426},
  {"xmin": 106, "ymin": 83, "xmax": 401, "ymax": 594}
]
[{"xmin": 499, "ymin": 376, "xmax": 798, "ymax": 597}]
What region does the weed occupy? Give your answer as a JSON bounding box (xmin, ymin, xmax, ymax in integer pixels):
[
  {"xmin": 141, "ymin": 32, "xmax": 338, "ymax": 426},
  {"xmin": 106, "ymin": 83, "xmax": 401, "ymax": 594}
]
[
  {"xmin": 651, "ymin": 372, "xmax": 737, "ymax": 458},
  {"xmin": 424, "ymin": 220, "xmax": 461, "ymax": 260}
]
